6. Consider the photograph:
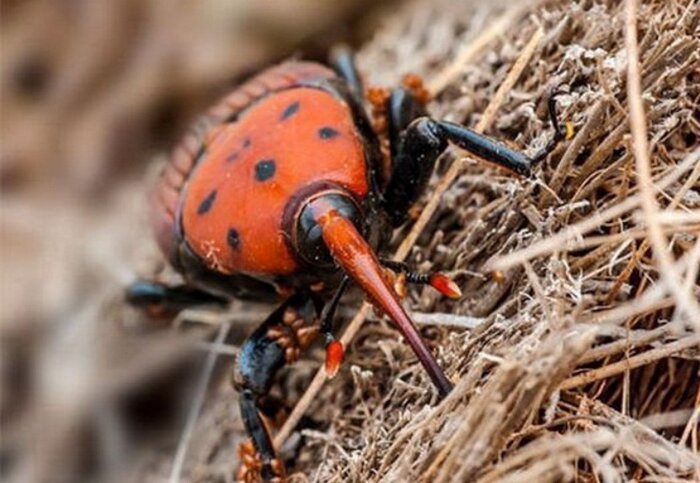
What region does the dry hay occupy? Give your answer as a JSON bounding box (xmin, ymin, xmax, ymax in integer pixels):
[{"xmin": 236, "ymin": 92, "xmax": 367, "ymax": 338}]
[
  {"xmin": 292, "ymin": 0, "xmax": 700, "ymax": 481},
  {"xmin": 1, "ymin": 0, "xmax": 699, "ymax": 482}
]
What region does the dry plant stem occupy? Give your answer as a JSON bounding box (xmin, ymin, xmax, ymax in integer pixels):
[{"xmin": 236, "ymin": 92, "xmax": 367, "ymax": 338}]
[
  {"xmin": 523, "ymin": 260, "xmax": 554, "ymax": 326},
  {"xmin": 480, "ymin": 398, "xmax": 700, "ymax": 483},
  {"xmin": 683, "ymin": 236, "xmax": 700, "ymax": 296},
  {"xmin": 426, "ymin": 3, "xmax": 534, "ymax": 95},
  {"xmin": 272, "ymin": 24, "xmax": 546, "ymax": 451},
  {"xmin": 679, "ymin": 387, "xmax": 700, "ymax": 447},
  {"xmin": 579, "ymin": 247, "xmax": 700, "ymax": 327},
  {"xmin": 624, "ymin": 0, "xmax": 700, "ymax": 328},
  {"xmin": 577, "ymin": 325, "xmax": 673, "ymax": 365},
  {"xmin": 544, "ymin": 99, "xmax": 607, "ymax": 200},
  {"xmin": 410, "ymin": 311, "xmax": 485, "ymax": 329},
  {"xmin": 170, "ymin": 321, "xmax": 231, "ymax": 483},
  {"xmin": 559, "ymin": 334, "xmax": 700, "ymax": 390},
  {"xmin": 489, "ymin": 147, "xmax": 700, "ymax": 270},
  {"xmin": 607, "ymin": 161, "xmax": 700, "ymax": 304},
  {"xmin": 588, "ymin": 399, "xmax": 700, "ymax": 471}
]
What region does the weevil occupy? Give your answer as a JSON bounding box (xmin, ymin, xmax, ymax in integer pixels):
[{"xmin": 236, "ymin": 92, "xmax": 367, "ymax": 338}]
[{"xmin": 127, "ymin": 47, "xmax": 567, "ymax": 481}]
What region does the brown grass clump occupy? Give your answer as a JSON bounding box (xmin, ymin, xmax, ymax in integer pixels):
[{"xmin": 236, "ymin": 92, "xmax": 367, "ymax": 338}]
[
  {"xmin": 2, "ymin": 0, "xmax": 699, "ymax": 482},
  {"xmin": 289, "ymin": 0, "xmax": 700, "ymax": 481}
]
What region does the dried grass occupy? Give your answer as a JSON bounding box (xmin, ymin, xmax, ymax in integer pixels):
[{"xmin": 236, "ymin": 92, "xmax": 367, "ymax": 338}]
[
  {"xmin": 2, "ymin": 0, "xmax": 699, "ymax": 482},
  {"xmin": 293, "ymin": 1, "xmax": 700, "ymax": 481}
]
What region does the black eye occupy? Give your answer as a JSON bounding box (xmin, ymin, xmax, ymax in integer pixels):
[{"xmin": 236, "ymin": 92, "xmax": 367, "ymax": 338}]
[
  {"xmin": 294, "ymin": 192, "xmax": 362, "ymax": 268},
  {"xmin": 296, "ymin": 209, "xmax": 334, "ymax": 267}
]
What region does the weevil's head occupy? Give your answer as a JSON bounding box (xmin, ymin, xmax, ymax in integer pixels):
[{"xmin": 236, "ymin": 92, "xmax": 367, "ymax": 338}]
[{"xmin": 288, "ymin": 183, "xmax": 453, "ymax": 396}]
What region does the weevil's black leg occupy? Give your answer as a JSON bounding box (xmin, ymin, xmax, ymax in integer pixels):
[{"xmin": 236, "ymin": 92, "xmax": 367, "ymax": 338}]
[
  {"xmin": 382, "ymin": 90, "xmax": 568, "ymax": 226},
  {"xmin": 125, "ymin": 280, "xmax": 227, "ymax": 317},
  {"xmin": 319, "ymin": 276, "xmax": 350, "ymax": 338},
  {"xmin": 530, "ymin": 89, "xmax": 568, "ymax": 163},
  {"xmin": 233, "ymin": 293, "xmax": 320, "ymax": 482},
  {"xmin": 381, "ymin": 87, "xmax": 439, "ymax": 226},
  {"xmin": 436, "ymin": 88, "xmax": 568, "ymax": 174},
  {"xmin": 382, "ymin": 117, "xmax": 448, "ymax": 226},
  {"xmin": 329, "ymin": 45, "xmax": 364, "ymax": 103},
  {"xmin": 387, "ymin": 87, "xmax": 428, "ymax": 159}
]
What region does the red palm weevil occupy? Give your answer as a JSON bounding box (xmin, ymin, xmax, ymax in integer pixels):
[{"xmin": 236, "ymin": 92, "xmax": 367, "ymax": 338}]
[{"xmin": 127, "ymin": 47, "xmax": 567, "ymax": 481}]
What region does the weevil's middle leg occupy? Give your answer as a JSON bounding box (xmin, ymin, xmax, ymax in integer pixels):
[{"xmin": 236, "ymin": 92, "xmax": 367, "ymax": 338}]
[
  {"xmin": 233, "ymin": 293, "xmax": 321, "ymax": 482},
  {"xmin": 381, "ymin": 260, "xmax": 462, "ymax": 299},
  {"xmin": 125, "ymin": 280, "xmax": 228, "ymax": 318}
]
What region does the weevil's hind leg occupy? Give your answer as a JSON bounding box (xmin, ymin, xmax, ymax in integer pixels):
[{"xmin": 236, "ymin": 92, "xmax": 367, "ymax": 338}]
[
  {"xmin": 234, "ymin": 293, "xmax": 321, "ymax": 482},
  {"xmin": 329, "ymin": 45, "xmax": 364, "ymax": 102},
  {"xmin": 125, "ymin": 280, "xmax": 228, "ymax": 318}
]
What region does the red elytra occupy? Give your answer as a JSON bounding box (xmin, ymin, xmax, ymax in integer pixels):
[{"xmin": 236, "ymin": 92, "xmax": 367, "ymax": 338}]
[
  {"xmin": 152, "ymin": 62, "xmax": 344, "ymax": 273},
  {"xmin": 181, "ymin": 87, "xmax": 368, "ymax": 276}
]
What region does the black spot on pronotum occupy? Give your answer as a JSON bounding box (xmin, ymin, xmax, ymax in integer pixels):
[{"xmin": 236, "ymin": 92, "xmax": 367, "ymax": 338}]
[
  {"xmin": 254, "ymin": 159, "xmax": 276, "ymax": 182},
  {"xmin": 227, "ymin": 228, "xmax": 240, "ymax": 250},
  {"xmin": 280, "ymin": 101, "xmax": 300, "ymax": 121},
  {"xmin": 226, "ymin": 137, "xmax": 251, "ymax": 163},
  {"xmin": 197, "ymin": 189, "xmax": 217, "ymax": 214},
  {"xmin": 319, "ymin": 127, "xmax": 339, "ymax": 139}
]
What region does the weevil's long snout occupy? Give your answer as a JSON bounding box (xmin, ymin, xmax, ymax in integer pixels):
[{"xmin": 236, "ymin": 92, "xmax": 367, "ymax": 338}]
[{"xmin": 310, "ymin": 199, "xmax": 453, "ymax": 397}]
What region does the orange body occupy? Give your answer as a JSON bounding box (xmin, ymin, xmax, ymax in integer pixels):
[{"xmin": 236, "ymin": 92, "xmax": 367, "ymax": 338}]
[
  {"xmin": 182, "ymin": 88, "xmax": 368, "ymax": 276},
  {"xmin": 153, "ymin": 62, "xmax": 372, "ymax": 282}
]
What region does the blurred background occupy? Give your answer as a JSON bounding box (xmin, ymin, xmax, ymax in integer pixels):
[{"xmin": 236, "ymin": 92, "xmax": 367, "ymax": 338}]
[
  {"xmin": 4, "ymin": 0, "xmax": 700, "ymax": 482},
  {"xmin": 1, "ymin": 1, "xmax": 399, "ymax": 481}
]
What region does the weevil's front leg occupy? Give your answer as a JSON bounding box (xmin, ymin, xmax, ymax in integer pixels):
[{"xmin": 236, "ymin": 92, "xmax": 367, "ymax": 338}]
[
  {"xmin": 382, "ymin": 117, "xmax": 448, "ymax": 226},
  {"xmin": 381, "ymin": 260, "xmax": 462, "ymax": 300},
  {"xmin": 233, "ymin": 293, "xmax": 321, "ymax": 482},
  {"xmin": 434, "ymin": 88, "xmax": 568, "ymax": 174},
  {"xmin": 382, "ymin": 89, "xmax": 569, "ymax": 226},
  {"xmin": 378, "ymin": 82, "xmax": 436, "ymax": 226},
  {"xmin": 125, "ymin": 280, "xmax": 228, "ymax": 318}
]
